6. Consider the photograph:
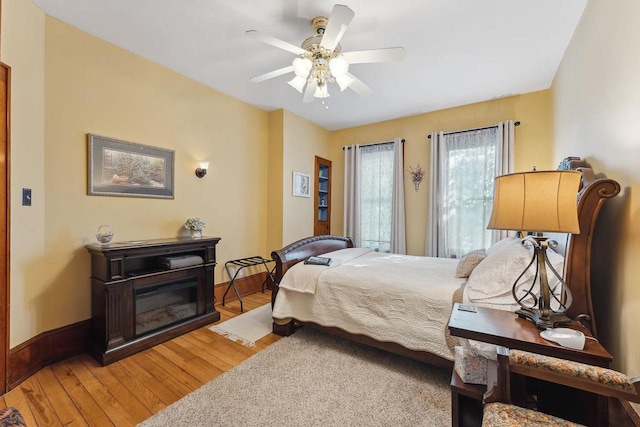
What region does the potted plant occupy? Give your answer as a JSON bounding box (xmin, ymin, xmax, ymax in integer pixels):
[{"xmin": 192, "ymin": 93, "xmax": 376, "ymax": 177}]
[{"xmin": 184, "ymin": 217, "xmax": 206, "ymax": 238}]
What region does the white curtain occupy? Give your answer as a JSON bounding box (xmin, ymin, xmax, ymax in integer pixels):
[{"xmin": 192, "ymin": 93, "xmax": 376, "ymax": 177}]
[
  {"xmin": 344, "ymin": 144, "xmax": 361, "ymax": 247},
  {"xmin": 426, "ymin": 132, "xmax": 444, "ymax": 257},
  {"xmin": 426, "ymin": 121, "xmax": 515, "ymax": 258},
  {"xmin": 390, "ymin": 138, "xmax": 406, "ymax": 254},
  {"xmin": 343, "ymin": 138, "xmax": 406, "ymax": 254},
  {"xmin": 360, "ymin": 143, "xmax": 394, "ymax": 252},
  {"xmin": 495, "ymin": 120, "xmax": 515, "ymax": 241}
]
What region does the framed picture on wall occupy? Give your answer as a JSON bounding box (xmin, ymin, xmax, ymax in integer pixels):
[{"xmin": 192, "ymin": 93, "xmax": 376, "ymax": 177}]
[
  {"xmin": 292, "ymin": 171, "xmax": 310, "ymax": 197},
  {"xmin": 87, "ymin": 134, "xmax": 175, "ymax": 199}
]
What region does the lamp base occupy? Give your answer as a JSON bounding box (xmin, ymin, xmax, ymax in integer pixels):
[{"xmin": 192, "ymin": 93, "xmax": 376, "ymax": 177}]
[{"xmin": 515, "ymin": 307, "xmax": 572, "ymax": 330}]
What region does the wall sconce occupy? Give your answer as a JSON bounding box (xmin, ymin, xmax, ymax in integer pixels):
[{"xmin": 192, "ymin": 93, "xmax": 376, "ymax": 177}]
[{"xmin": 195, "ymin": 161, "xmax": 210, "ymax": 178}]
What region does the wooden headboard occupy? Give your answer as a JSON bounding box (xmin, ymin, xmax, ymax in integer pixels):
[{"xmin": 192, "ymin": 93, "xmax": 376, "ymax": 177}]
[
  {"xmin": 557, "ymin": 157, "xmax": 620, "ymax": 338},
  {"xmin": 270, "ymin": 235, "xmax": 354, "ymax": 306}
]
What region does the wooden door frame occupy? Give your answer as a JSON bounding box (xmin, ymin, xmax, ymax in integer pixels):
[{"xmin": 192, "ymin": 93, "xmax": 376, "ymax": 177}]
[
  {"xmin": 0, "ymin": 61, "xmax": 10, "ymax": 394},
  {"xmin": 1, "ymin": 0, "xmax": 12, "ymax": 394}
]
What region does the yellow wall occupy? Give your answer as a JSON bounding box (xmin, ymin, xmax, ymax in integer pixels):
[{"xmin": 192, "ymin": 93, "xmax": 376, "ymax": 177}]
[
  {"xmin": 1, "ymin": 0, "xmax": 47, "ymax": 347},
  {"xmin": 266, "ymin": 110, "xmax": 284, "ymax": 253},
  {"xmin": 42, "ymin": 16, "xmax": 273, "ymax": 337},
  {"xmin": 1, "ymin": 0, "xmax": 278, "ymax": 346},
  {"xmin": 265, "ymin": 109, "xmax": 332, "ymax": 250},
  {"xmin": 281, "ymin": 110, "xmax": 331, "ymax": 246},
  {"xmin": 551, "ymin": 0, "xmax": 640, "ymax": 401},
  {"xmin": 330, "ymin": 90, "xmax": 553, "ymax": 255}
]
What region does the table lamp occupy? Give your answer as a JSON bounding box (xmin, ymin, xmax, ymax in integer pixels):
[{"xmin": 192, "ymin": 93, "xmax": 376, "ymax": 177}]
[{"xmin": 487, "ymin": 170, "xmax": 581, "ymax": 329}]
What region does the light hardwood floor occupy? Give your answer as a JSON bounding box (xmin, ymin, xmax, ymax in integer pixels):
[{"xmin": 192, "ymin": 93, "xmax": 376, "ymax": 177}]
[{"xmin": 0, "ymin": 291, "xmax": 279, "ymax": 426}]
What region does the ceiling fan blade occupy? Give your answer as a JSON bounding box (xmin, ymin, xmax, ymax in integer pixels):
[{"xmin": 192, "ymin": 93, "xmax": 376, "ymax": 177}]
[
  {"xmin": 303, "ymin": 80, "xmax": 317, "ymax": 103},
  {"xmin": 246, "ymin": 30, "xmax": 307, "ymax": 55},
  {"xmin": 249, "ymin": 66, "xmax": 295, "ymax": 83},
  {"xmin": 320, "ymin": 5, "xmax": 355, "ymax": 52},
  {"xmin": 346, "ymin": 73, "xmax": 373, "ymax": 96},
  {"xmin": 342, "ymin": 47, "xmax": 406, "ymax": 64}
]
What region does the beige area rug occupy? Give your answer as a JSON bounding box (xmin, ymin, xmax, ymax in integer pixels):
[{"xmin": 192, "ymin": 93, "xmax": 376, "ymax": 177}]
[
  {"xmin": 208, "ymin": 303, "xmax": 272, "ymax": 347},
  {"xmin": 138, "ymin": 328, "xmax": 451, "ymax": 427}
]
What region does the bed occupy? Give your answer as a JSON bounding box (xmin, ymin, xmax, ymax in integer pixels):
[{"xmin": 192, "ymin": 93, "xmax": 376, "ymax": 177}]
[{"xmin": 270, "ymin": 158, "xmax": 620, "ymax": 368}]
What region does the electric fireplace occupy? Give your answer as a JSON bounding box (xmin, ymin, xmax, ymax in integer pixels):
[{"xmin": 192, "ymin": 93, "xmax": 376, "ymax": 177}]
[
  {"xmin": 87, "ymin": 237, "xmax": 221, "ymax": 365},
  {"xmin": 135, "ymin": 277, "xmax": 198, "ymax": 336}
]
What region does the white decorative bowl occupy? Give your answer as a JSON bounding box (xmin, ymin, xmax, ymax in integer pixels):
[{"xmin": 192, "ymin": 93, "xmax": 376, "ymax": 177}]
[
  {"xmin": 96, "ymin": 225, "xmax": 114, "ymax": 245},
  {"xmin": 540, "ymin": 328, "xmax": 585, "ymax": 350}
]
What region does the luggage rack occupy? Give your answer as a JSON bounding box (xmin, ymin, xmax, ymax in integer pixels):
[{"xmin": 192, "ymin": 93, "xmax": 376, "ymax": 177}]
[{"xmin": 222, "ymin": 256, "xmax": 275, "ymax": 312}]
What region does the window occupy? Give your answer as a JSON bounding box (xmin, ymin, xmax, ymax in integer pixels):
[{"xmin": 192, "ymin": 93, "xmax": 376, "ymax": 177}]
[
  {"xmin": 344, "ymin": 138, "xmax": 406, "ymax": 254},
  {"xmin": 359, "ymin": 143, "xmax": 394, "ymax": 252},
  {"xmin": 441, "ymin": 128, "xmax": 497, "ymax": 257},
  {"xmin": 427, "ymin": 122, "xmax": 514, "ymax": 258}
]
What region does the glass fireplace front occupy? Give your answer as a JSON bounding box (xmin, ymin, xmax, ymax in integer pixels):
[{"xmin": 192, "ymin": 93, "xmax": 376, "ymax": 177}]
[{"xmin": 135, "ymin": 277, "xmax": 198, "ymax": 336}]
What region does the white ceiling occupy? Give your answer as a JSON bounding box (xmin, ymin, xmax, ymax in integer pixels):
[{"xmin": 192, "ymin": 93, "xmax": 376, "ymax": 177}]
[{"xmin": 32, "ymin": 0, "xmax": 587, "ymax": 131}]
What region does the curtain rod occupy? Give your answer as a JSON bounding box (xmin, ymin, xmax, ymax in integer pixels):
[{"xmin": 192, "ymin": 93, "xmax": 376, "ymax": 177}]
[
  {"xmin": 342, "ymin": 139, "xmax": 406, "ymax": 150},
  {"xmin": 427, "ymin": 121, "xmax": 520, "ymax": 139}
]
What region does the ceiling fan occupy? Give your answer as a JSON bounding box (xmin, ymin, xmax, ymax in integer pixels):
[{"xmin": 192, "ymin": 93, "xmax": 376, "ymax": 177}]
[{"xmin": 246, "ymin": 4, "xmax": 405, "ymax": 103}]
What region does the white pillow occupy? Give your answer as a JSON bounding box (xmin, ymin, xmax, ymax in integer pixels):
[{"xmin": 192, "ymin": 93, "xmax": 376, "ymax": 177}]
[
  {"xmin": 455, "ymin": 249, "xmax": 486, "ymax": 278},
  {"xmin": 485, "ymin": 236, "xmax": 519, "ymax": 256},
  {"xmin": 465, "ymin": 237, "xmax": 565, "ymax": 307}
]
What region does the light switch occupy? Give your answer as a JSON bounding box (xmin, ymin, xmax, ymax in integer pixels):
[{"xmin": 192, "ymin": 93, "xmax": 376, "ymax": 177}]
[{"xmin": 22, "ymin": 188, "xmax": 32, "ymax": 206}]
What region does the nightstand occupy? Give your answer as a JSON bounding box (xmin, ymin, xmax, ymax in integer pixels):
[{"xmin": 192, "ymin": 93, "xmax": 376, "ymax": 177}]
[{"xmin": 447, "ymin": 303, "xmax": 612, "ymax": 427}]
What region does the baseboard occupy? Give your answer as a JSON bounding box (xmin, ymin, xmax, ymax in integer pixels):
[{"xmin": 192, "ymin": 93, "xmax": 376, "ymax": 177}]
[{"xmin": 8, "ymin": 320, "xmax": 91, "ymax": 390}]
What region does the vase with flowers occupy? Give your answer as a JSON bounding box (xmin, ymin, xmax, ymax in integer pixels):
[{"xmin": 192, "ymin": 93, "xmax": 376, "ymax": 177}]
[
  {"xmin": 408, "ymin": 164, "xmax": 425, "ymax": 191},
  {"xmin": 184, "ymin": 217, "xmax": 206, "ymax": 238}
]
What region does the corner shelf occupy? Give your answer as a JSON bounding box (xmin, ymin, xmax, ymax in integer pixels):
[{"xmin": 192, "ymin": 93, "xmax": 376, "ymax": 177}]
[{"xmin": 314, "ymin": 156, "xmax": 332, "ymax": 235}]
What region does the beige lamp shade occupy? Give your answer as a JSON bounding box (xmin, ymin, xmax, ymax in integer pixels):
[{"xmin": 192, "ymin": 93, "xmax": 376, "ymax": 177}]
[{"xmin": 487, "ymin": 170, "xmax": 581, "ymax": 233}]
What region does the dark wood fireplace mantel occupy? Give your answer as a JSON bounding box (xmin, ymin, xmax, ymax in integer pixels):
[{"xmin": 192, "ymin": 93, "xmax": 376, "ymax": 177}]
[{"xmin": 86, "ymin": 237, "xmax": 221, "ymax": 365}]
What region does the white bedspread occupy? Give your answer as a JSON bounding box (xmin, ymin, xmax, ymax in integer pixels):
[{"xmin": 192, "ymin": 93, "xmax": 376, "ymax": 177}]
[
  {"xmin": 279, "ymin": 248, "xmax": 373, "ymax": 294},
  {"xmin": 272, "ymin": 249, "xmax": 466, "ymax": 360}
]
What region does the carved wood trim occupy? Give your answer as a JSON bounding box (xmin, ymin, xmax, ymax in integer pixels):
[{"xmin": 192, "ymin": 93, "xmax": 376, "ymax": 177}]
[{"xmin": 558, "ymin": 159, "xmax": 621, "ymax": 337}]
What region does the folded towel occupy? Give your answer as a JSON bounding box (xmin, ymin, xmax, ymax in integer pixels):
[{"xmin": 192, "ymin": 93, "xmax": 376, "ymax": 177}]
[{"xmin": 158, "ymin": 255, "xmax": 204, "ymax": 269}]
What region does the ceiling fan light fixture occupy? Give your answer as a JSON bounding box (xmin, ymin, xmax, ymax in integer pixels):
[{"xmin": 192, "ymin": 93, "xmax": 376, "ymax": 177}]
[
  {"xmin": 288, "ymin": 75, "xmax": 307, "ymax": 93},
  {"xmin": 247, "ymin": 4, "xmax": 404, "ymax": 103},
  {"xmin": 329, "ymin": 56, "xmax": 349, "ymax": 76},
  {"xmin": 335, "ymin": 73, "xmax": 355, "ymax": 91},
  {"xmin": 292, "ymin": 57, "xmax": 313, "ymax": 76},
  {"xmin": 314, "ymin": 84, "xmax": 330, "ymax": 99}
]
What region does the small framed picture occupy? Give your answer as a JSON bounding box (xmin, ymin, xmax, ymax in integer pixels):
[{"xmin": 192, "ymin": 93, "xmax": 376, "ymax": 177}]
[{"xmin": 292, "ymin": 171, "xmax": 310, "ymax": 197}]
